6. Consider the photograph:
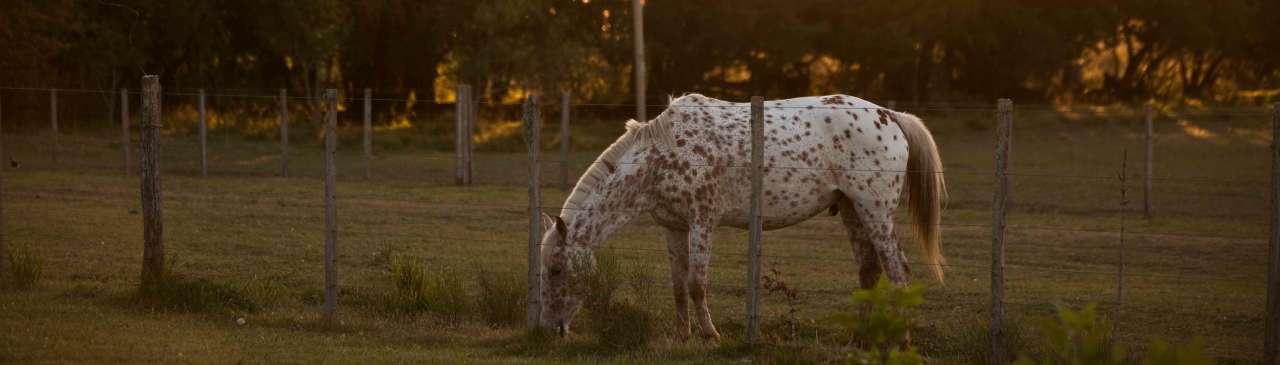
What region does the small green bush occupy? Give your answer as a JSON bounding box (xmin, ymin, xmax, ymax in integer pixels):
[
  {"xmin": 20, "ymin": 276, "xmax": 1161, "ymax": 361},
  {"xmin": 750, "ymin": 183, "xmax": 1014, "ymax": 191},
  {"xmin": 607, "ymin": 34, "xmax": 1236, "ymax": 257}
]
[
  {"xmin": 1015, "ymin": 304, "xmax": 1125, "ymax": 365},
  {"xmin": 6, "ymin": 244, "xmax": 44, "ymax": 290},
  {"xmin": 834, "ymin": 275, "xmax": 924, "ymax": 365},
  {"xmin": 475, "ymin": 267, "xmax": 525, "ymax": 327},
  {"xmin": 1143, "ymin": 338, "xmax": 1213, "ymax": 365},
  {"xmin": 389, "ymin": 256, "xmax": 469, "ymax": 322},
  {"xmin": 1017, "ymin": 304, "xmax": 1215, "ymax": 365}
]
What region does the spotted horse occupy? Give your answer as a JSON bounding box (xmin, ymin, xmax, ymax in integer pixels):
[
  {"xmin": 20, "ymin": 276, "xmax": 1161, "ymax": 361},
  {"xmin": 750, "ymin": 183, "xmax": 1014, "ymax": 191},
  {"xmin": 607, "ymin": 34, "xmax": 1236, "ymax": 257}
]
[{"xmin": 537, "ymin": 94, "xmax": 946, "ymax": 340}]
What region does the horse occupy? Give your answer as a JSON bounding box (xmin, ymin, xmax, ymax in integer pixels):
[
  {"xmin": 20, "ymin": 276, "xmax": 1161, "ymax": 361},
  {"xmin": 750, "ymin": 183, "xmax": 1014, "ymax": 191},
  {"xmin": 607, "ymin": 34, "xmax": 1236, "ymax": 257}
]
[{"xmin": 537, "ymin": 94, "xmax": 946, "ymax": 340}]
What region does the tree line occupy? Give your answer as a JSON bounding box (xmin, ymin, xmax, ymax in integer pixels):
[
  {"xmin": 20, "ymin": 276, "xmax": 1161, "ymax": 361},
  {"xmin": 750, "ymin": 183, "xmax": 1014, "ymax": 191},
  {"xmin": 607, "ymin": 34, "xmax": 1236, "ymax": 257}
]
[{"xmin": 2, "ymin": 0, "xmax": 1277, "ymax": 122}]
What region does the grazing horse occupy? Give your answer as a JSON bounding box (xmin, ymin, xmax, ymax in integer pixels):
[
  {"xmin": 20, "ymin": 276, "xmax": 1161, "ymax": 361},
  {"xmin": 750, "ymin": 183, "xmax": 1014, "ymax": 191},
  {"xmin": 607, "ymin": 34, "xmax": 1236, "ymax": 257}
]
[{"xmin": 538, "ymin": 94, "xmax": 945, "ymax": 340}]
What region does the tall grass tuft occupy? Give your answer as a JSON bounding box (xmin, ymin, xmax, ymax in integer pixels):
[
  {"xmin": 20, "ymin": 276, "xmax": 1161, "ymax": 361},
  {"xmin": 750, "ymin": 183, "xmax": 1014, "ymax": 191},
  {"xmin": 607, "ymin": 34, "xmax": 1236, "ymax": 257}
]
[
  {"xmin": 572, "ymin": 253, "xmax": 655, "ymax": 351},
  {"xmin": 389, "ymin": 256, "xmax": 469, "ymax": 323},
  {"xmin": 5, "ymin": 244, "xmax": 44, "ymax": 290},
  {"xmin": 475, "ymin": 267, "xmax": 526, "ymax": 327},
  {"xmin": 138, "ymin": 269, "xmax": 256, "ymax": 314}
]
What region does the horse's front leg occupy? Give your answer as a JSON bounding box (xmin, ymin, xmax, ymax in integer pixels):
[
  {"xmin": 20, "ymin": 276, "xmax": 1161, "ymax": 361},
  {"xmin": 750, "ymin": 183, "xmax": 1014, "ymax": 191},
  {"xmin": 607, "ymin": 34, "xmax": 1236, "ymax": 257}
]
[
  {"xmin": 687, "ymin": 224, "xmax": 721, "ymax": 341},
  {"xmin": 664, "ymin": 228, "xmax": 692, "ymax": 340}
]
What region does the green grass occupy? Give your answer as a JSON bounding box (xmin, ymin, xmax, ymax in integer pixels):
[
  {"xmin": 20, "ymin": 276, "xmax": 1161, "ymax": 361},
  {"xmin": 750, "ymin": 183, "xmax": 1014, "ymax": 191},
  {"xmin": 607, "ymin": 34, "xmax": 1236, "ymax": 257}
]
[{"xmin": 0, "ymin": 105, "xmax": 1272, "ymax": 363}]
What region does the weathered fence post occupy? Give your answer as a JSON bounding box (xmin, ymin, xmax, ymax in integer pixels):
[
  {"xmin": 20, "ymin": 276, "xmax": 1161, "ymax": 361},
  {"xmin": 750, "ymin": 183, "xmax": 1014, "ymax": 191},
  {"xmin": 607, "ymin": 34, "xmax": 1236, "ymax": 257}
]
[
  {"xmin": 560, "ymin": 90, "xmax": 571, "ymax": 192},
  {"xmin": 1266, "ymin": 102, "xmax": 1280, "ymax": 364},
  {"xmin": 50, "ymin": 88, "xmax": 58, "ymax": 166},
  {"xmin": 121, "ymin": 89, "xmax": 130, "ymax": 176},
  {"xmin": 633, "ymin": 0, "xmax": 646, "ymax": 122},
  {"xmin": 745, "ymin": 96, "xmax": 765, "ymax": 345},
  {"xmin": 0, "ymin": 89, "xmax": 5, "ymax": 274},
  {"xmin": 523, "ymin": 95, "xmax": 543, "ymax": 329},
  {"xmin": 456, "ymin": 84, "xmax": 473, "ymax": 185},
  {"xmin": 1118, "ymin": 149, "xmax": 1128, "ymax": 325},
  {"xmin": 1144, "ymin": 106, "xmax": 1153, "ymax": 219},
  {"xmin": 990, "ymin": 98, "xmax": 1013, "ymax": 365},
  {"xmin": 323, "ymin": 89, "xmax": 339, "ymax": 323},
  {"xmin": 279, "ymin": 89, "xmax": 289, "ymax": 177},
  {"xmin": 199, "ymin": 89, "xmax": 208, "ymax": 177},
  {"xmin": 467, "ymin": 91, "xmax": 477, "ymax": 184},
  {"xmin": 363, "ymin": 88, "xmax": 372, "ymax": 179},
  {"xmin": 139, "ymin": 76, "xmax": 164, "ymax": 289}
]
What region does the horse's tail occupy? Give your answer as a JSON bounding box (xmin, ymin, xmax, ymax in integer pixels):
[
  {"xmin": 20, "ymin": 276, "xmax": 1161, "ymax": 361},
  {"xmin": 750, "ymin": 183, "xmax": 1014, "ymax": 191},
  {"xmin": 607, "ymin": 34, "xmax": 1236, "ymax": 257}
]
[{"xmin": 893, "ymin": 111, "xmax": 947, "ymax": 283}]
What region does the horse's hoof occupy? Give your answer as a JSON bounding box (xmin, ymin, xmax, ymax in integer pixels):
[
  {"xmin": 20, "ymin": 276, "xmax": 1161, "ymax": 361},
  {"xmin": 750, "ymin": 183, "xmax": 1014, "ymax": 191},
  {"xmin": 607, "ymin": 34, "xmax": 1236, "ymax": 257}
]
[{"xmin": 700, "ymin": 331, "xmax": 721, "ymax": 343}]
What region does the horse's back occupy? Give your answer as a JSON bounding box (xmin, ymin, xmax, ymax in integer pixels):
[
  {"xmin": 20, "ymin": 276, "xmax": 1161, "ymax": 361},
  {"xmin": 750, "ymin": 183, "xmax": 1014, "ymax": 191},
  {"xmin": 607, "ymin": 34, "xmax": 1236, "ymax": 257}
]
[{"xmin": 652, "ymin": 94, "xmax": 909, "ymax": 230}]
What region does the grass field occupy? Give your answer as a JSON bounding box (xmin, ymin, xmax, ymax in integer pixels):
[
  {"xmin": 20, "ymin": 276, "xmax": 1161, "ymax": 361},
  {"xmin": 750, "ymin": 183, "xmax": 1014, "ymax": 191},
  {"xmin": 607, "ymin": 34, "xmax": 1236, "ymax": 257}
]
[{"xmin": 0, "ymin": 105, "xmax": 1273, "ymax": 363}]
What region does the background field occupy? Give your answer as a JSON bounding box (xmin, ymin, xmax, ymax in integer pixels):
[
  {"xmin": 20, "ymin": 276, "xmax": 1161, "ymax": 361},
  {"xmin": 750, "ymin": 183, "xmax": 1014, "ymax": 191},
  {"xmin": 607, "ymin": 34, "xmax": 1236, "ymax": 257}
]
[{"xmin": 0, "ymin": 103, "xmax": 1272, "ymax": 363}]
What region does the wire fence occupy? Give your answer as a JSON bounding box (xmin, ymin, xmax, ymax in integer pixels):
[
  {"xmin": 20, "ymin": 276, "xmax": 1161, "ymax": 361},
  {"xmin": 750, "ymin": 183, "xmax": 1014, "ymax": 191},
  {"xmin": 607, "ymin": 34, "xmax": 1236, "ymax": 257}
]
[{"xmin": 0, "ymin": 84, "xmax": 1274, "ymax": 358}]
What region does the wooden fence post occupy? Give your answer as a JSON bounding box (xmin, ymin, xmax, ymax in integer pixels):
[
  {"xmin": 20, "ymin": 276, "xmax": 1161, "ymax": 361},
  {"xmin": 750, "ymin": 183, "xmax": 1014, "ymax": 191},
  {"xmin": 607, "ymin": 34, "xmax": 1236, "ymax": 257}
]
[
  {"xmin": 456, "ymin": 85, "xmax": 472, "ymax": 185},
  {"xmin": 560, "ymin": 91, "xmax": 571, "ymax": 192},
  {"xmin": 467, "ymin": 91, "xmax": 477, "ymax": 184},
  {"xmin": 1118, "ymin": 150, "xmax": 1128, "ymax": 323},
  {"xmin": 51, "ymin": 88, "xmax": 58, "ymax": 166},
  {"xmin": 0, "ymin": 89, "xmax": 5, "ymax": 275},
  {"xmin": 990, "ymin": 98, "xmax": 1013, "ymax": 365},
  {"xmin": 363, "ymin": 88, "xmax": 372, "ymax": 179},
  {"xmin": 323, "ymin": 89, "xmax": 339, "ymax": 323},
  {"xmin": 139, "ymin": 76, "xmax": 164, "ymax": 289},
  {"xmin": 121, "ymin": 89, "xmax": 130, "ymax": 176},
  {"xmin": 1266, "ymin": 102, "xmax": 1280, "ymax": 364},
  {"xmin": 633, "ymin": 0, "xmax": 646, "ymax": 122},
  {"xmin": 745, "ymin": 96, "xmax": 765, "ymax": 345},
  {"xmin": 279, "ymin": 89, "xmax": 289, "ymax": 177},
  {"xmin": 1144, "ymin": 106, "xmax": 1154, "ymax": 219},
  {"xmin": 523, "ymin": 95, "xmax": 543, "ymax": 329},
  {"xmin": 199, "ymin": 89, "xmax": 207, "ymax": 177}
]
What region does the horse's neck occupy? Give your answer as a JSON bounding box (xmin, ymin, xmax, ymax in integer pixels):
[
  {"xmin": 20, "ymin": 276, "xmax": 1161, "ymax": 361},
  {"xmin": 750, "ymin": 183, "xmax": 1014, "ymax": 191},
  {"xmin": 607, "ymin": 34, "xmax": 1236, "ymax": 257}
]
[{"xmin": 565, "ymin": 158, "xmax": 656, "ymax": 248}]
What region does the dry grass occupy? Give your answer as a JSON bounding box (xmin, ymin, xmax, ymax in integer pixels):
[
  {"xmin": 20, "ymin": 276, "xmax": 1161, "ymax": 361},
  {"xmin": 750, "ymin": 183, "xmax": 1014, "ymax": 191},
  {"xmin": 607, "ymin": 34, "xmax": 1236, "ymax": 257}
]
[{"xmin": 0, "ymin": 105, "xmax": 1271, "ymax": 363}]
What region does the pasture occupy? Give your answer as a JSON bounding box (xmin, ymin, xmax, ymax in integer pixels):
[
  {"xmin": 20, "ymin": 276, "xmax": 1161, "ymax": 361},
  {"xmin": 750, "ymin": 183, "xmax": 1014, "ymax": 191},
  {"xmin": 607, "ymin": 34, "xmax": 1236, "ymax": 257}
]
[{"xmin": 0, "ymin": 105, "xmax": 1271, "ymax": 363}]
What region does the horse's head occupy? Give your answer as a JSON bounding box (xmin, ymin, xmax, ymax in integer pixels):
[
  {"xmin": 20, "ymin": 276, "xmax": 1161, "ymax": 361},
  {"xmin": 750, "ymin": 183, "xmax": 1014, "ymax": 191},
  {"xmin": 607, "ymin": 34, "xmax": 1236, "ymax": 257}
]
[{"xmin": 539, "ymin": 213, "xmax": 581, "ymax": 336}]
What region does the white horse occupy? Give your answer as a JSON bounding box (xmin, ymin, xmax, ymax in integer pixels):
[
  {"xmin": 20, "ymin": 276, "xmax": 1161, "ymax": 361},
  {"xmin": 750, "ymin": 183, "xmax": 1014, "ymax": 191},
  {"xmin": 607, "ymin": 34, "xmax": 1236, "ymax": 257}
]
[{"xmin": 538, "ymin": 94, "xmax": 945, "ymax": 340}]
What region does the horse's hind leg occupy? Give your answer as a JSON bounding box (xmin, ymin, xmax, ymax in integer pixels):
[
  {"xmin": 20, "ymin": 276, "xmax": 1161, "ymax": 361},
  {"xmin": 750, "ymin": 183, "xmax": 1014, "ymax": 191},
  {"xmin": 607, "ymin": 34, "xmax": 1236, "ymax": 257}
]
[
  {"xmin": 686, "ymin": 224, "xmax": 721, "ymax": 341},
  {"xmin": 837, "ymin": 197, "xmax": 881, "ymax": 289},
  {"xmin": 837, "ymin": 180, "xmax": 909, "ymax": 285},
  {"xmin": 664, "ymin": 228, "xmax": 692, "ymax": 340}
]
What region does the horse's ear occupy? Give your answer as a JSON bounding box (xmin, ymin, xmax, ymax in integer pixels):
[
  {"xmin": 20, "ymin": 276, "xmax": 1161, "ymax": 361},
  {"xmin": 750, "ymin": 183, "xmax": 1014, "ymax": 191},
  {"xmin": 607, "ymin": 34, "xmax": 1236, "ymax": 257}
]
[
  {"xmin": 553, "ymin": 215, "xmax": 567, "ymax": 238},
  {"xmin": 541, "ymin": 212, "xmax": 556, "ymax": 234}
]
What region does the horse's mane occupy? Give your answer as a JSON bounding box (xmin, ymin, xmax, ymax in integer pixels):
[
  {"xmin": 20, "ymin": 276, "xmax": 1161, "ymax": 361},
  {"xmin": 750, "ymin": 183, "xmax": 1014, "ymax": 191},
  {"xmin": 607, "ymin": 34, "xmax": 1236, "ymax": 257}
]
[{"xmin": 563, "ymin": 113, "xmax": 676, "ymax": 211}]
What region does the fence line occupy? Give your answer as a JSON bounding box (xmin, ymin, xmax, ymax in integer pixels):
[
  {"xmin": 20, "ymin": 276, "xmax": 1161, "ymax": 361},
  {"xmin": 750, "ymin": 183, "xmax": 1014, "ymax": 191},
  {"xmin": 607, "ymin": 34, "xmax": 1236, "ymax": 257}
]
[{"xmin": 2, "ymin": 83, "xmax": 1274, "ymax": 357}]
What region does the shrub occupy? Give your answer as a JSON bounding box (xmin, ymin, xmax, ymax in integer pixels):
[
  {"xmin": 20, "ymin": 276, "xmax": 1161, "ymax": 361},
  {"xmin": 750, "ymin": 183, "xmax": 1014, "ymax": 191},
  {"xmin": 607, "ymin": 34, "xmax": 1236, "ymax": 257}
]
[
  {"xmin": 1015, "ymin": 304, "xmax": 1125, "ymax": 365},
  {"xmin": 833, "ymin": 275, "xmax": 924, "ymax": 365},
  {"xmin": 475, "ymin": 267, "xmax": 525, "ymax": 327},
  {"xmin": 1017, "ymin": 304, "xmax": 1214, "ymax": 365},
  {"xmin": 1143, "ymin": 338, "xmax": 1213, "ymax": 365},
  {"xmin": 6, "ymin": 244, "xmax": 43, "ymax": 290},
  {"xmin": 762, "ymin": 263, "xmax": 802, "ymax": 341},
  {"xmin": 389, "ymin": 256, "xmax": 469, "ymax": 322}
]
